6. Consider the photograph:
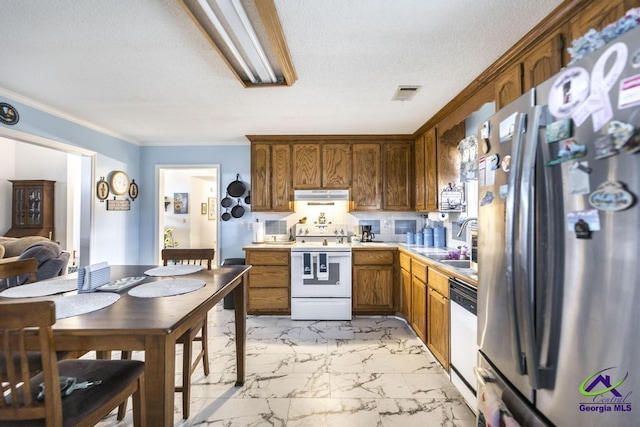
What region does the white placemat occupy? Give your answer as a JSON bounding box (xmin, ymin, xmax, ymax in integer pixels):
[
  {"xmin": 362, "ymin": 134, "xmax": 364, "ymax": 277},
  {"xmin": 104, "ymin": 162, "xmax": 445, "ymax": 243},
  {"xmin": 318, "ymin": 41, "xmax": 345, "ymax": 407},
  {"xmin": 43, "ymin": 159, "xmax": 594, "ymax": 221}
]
[
  {"xmin": 54, "ymin": 293, "xmax": 120, "ymax": 320},
  {"xmin": 144, "ymin": 265, "xmax": 203, "ymax": 276},
  {"xmin": 0, "ymin": 278, "xmax": 78, "ymax": 298},
  {"xmin": 128, "ymin": 278, "xmax": 205, "ymax": 298}
]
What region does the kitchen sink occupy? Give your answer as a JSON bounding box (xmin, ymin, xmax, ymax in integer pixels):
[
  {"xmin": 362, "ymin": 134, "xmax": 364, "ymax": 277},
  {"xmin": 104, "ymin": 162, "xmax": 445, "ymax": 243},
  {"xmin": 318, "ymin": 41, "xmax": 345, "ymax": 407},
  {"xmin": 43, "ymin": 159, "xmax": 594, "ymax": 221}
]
[{"xmin": 439, "ymin": 259, "xmax": 472, "ymax": 268}]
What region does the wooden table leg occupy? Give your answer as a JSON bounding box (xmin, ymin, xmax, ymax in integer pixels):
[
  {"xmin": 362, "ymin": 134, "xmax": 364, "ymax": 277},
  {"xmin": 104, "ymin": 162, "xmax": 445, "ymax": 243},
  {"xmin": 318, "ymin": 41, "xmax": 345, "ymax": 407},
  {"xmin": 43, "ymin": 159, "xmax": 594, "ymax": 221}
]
[
  {"xmin": 233, "ymin": 275, "xmax": 247, "ymax": 386},
  {"xmin": 143, "ymin": 335, "xmax": 176, "ymax": 426}
]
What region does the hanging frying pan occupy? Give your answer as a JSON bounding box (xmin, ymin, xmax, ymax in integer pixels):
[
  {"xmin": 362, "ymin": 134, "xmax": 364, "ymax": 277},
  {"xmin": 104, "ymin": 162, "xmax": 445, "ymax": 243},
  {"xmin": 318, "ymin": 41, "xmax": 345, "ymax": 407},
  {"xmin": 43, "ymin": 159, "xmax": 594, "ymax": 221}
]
[
  {"xmin": 227, "ymin": 174, "xmax": 246, "ymax": 197},
  {"xmin": 221, "ymin": 192, "xmax": 232, "ymax": 208},
  {"xmin": 221, "ymin": 208, "xmax": 231, "ymax": 221},
  {"xmin": 231, "ymin": 198, "xmax": 245, "ymax": 218},
  {"xmin": 244, "ymin": 191, "xmax": 251, "ymax": 205}
]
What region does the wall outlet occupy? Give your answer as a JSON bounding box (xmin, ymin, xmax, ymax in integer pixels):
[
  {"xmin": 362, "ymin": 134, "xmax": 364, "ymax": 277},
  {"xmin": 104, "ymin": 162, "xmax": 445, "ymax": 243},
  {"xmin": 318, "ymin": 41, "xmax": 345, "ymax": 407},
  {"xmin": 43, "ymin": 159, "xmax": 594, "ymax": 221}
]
[{"xmin": 383, "ymin": 220, "xmax": 391, "ymax": 229}]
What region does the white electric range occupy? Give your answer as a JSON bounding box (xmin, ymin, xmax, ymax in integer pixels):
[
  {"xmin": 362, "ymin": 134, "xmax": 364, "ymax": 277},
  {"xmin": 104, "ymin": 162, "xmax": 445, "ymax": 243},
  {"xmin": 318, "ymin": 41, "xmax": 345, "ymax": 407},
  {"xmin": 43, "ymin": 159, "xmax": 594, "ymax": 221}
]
[{"xmin": 290, "ymin": 224, "xmax": 352, "ymax": 320}]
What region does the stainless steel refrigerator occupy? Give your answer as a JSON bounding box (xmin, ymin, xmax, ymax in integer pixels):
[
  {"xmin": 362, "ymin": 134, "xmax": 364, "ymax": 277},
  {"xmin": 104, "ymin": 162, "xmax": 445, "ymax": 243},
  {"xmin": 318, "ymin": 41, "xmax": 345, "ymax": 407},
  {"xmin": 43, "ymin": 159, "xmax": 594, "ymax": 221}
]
[{"xmin": 476, "ymin": 26, "xmax": 640, "ymax": 427}]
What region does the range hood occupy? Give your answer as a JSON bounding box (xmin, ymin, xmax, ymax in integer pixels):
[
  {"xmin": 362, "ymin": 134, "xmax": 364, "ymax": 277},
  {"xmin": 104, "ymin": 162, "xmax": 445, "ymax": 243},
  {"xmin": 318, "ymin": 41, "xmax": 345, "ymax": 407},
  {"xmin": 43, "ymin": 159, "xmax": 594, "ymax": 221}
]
[{"xmin": 294, "ymin": 189, "xmax": 349, "ymax": 201}]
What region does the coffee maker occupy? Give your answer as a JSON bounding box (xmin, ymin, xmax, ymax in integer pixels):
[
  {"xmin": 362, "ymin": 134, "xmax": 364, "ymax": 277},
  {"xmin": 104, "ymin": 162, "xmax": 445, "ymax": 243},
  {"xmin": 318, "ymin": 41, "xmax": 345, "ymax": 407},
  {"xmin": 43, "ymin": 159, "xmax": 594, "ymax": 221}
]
[{"xmin": 359, "ymin": 225, "xmax": 375, "ymax": 242}]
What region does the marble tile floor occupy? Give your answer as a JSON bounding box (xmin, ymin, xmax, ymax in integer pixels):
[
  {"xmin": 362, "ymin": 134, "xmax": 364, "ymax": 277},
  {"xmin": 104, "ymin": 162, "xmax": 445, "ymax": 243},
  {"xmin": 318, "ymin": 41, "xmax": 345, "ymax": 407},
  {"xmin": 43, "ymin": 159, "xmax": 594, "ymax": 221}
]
[{"xmin": 96, "ymin": 304, "xmax": 475, "ymax": 426}]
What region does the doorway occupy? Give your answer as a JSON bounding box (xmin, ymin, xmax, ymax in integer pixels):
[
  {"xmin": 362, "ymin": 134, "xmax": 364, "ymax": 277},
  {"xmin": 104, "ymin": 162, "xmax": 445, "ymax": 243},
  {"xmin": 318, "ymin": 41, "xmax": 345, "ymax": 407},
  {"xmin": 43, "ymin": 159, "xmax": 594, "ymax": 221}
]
[{"xmin": 158, "ymin": 165, "xmax": 220, "ymax": 266}]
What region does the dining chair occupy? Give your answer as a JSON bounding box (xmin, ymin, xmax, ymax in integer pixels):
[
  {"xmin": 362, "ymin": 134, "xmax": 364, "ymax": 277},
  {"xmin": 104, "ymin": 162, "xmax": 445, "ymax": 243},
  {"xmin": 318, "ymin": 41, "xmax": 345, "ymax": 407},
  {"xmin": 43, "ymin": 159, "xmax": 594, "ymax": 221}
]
[
  {"xmin": 0, "ymin": 300, "xmax": 146, "ymax": 427},
  {"xmin": 0, "ymin": 258, "xmax": 38, "ymax": 289},
  {"xmin": 161, "ymin": 248, "xmax": 215, "ymax": 270},
  {"xmin": 119, "ymin": 248, "xmax": 214, "ymax": 420}
]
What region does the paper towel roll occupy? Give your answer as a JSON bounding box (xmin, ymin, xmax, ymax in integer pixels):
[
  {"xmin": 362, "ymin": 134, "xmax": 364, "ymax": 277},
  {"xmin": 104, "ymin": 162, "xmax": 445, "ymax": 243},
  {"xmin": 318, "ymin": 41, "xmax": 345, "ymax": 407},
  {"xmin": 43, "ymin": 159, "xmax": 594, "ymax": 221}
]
[
  {"xmin": 253, "ymin": 221, "xmax": 265, "ymax": 243},
  {"xmin": 427, "ymin": 212, "xmax": 450, "ymax": 222}
]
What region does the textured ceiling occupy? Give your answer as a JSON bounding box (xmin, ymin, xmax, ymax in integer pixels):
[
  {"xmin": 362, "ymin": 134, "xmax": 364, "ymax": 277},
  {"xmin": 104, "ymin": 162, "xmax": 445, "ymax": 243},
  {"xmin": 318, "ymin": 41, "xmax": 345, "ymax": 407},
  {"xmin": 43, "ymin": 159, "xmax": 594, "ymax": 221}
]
[{"xmin": 0, "ymin": 0, "xmax": 562, "ymax": 145}]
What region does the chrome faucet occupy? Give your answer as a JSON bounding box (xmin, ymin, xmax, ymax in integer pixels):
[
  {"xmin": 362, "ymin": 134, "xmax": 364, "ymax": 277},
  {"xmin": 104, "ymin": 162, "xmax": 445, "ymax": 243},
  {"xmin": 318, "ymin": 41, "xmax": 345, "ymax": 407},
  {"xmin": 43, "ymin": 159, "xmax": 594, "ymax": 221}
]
[{"xmin": 456, "ymin": 217, "xmax": 478, "ymax": 237}]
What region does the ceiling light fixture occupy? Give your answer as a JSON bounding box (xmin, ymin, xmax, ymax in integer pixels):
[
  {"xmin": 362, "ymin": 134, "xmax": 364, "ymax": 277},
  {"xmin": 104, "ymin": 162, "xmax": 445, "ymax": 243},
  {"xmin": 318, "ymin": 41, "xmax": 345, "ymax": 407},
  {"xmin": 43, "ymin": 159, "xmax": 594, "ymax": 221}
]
[{"xmin": 182, "ymin": 0, "xmax": 297, "ymax": 87}]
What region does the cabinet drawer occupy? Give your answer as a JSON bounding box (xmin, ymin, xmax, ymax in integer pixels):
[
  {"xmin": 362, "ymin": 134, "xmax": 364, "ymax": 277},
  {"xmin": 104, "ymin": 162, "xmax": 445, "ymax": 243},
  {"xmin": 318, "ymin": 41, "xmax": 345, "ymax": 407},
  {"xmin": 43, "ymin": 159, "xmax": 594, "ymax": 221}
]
[
  {"xmin": 249, "ymin": 288, "xmax": 289, "ymax": 310},
  {"xmin": 249, "ymin": 266, "xmax": 289, "ymax": 288},
  {"xmin": 411, "ymin": 258, "xmax": 428, "ymax": 283},
  {"xmin": 399, "ymin": 252, "xmax": 411, "ymax": 272},
  {"xmin": 428, "ymin": 268, "xmax": 449, "ymax": 297},
  {"xmin": 246, "ymin": 250, "xmax": 290, "ymax": 266},
  {"xmin": 353, "ymin": 250, "xmax": 394, "ymax": 265}
]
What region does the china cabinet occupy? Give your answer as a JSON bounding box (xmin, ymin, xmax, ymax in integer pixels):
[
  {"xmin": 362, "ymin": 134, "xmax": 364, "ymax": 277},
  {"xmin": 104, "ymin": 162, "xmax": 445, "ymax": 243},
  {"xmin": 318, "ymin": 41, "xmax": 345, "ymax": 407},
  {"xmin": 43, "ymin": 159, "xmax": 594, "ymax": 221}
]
[{"xmin": 5, "ymin": 180, "xmax": 55, "ymax": 239}]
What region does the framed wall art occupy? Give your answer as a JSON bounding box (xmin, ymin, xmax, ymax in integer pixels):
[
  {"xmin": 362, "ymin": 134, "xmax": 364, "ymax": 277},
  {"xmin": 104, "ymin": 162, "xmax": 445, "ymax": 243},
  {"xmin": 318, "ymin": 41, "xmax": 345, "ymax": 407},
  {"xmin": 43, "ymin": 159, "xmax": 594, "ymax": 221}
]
[
  {"xmin": 174, "ymin": 192, "xmax": 188, "ymax": 214},
  {"xmin": 208, "ymin": 197, "xmax": 216, "ymax": 220}
]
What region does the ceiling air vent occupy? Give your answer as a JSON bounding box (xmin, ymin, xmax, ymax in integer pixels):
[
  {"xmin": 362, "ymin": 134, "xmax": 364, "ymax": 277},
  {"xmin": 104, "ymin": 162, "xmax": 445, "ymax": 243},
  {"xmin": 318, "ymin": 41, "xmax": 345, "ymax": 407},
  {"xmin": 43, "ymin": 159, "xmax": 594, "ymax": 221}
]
[{"xmin": 392, "ymin": 85, "xmax": 421, "ymax": 102}]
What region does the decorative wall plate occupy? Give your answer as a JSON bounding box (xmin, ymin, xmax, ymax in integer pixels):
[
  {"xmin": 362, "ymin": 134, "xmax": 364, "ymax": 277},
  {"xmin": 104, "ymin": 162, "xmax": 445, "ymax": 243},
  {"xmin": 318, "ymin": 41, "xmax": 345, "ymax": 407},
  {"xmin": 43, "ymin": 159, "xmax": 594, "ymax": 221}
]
[{"xmin": 0, "ymin": 102, "xmax": 19, "ymax": 125}]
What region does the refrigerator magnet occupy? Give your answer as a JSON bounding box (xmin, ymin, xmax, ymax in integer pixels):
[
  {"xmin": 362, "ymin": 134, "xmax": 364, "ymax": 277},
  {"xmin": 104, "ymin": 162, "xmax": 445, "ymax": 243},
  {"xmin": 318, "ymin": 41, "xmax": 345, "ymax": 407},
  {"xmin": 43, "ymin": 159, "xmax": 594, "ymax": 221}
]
[
  {"xmin": 548, "ymin": 67, "xmax": 590, "ymax": 118},
  {"xmin": 593, "ymin": 135, "xmax": 617, "ymax": 160},
  {"xmin": 566, "ymin": 209, "xmax": 600, "ymax": 236},
  {"xmin": 546, "ymin": 138, "xmax": 587, "ymax": 166},
  {"xmin": 480, "ymin": 191, "xmax": 494, "ymax": 206},
  {"xmin": 588, "ymin": 181, "xmax": 635, "ymax": 211},
  {"xmin": 501, "ymin": 155, "xmax": 511, "ymax": 172},
  {"xmin": 618, "ymin": 74, "xmax": 640, "ymax": 109},
  {"xmin": 499, "ymin": 185, "xmax": 508, "ymax": 199},
  {"xmin": 568, "ymin": 162, "xmax": 591, "ymax": 195},
  {"xmin": 606, "ymin": 120, "xmax": 634, "ymax": 150},
  {"xmin": 545, "ymin": 119, "xmax": 572, "ymax": 143}
]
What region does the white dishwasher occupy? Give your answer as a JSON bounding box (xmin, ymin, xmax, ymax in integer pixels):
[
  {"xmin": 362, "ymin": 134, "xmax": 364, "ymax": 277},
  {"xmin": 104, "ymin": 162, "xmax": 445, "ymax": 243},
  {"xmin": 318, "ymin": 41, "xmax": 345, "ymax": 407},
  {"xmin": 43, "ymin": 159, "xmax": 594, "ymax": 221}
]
[{"xmin": 449, "ymin": 277, "xmax": 478, "ymax": 412}]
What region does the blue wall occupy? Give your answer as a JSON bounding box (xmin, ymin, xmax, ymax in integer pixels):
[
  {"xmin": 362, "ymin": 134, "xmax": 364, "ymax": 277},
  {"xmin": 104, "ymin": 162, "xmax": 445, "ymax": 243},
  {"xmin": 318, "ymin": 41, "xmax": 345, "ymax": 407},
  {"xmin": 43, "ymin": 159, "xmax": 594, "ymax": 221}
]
[
  {"xmin": 1, "ymin": 95, "xmax": 252, "ymax": 264},
  {"xmin": 139, "ymin": 145, "xmax": 252, "ymax": 264}
]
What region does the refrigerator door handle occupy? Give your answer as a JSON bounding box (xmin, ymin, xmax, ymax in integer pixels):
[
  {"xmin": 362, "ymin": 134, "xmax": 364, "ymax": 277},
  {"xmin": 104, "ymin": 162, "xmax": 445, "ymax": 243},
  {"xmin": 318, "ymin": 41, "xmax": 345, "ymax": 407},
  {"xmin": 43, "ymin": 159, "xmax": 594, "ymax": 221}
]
[
  {"xmin": 517, "ymin": 105, "xmax": 542, "ymax": 388},
  {"xmin": 504, "ymin": 112, "xmax": 526, "ymax": 375}
]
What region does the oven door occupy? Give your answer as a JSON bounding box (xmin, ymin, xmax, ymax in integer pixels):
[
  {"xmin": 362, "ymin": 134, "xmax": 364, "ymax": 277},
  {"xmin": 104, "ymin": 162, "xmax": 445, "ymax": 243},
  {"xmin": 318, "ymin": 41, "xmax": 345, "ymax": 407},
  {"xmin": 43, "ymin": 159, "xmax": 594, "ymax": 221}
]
[{"xmin": 290, "ymin": 251, "xmax": 352, "ymax": 298}]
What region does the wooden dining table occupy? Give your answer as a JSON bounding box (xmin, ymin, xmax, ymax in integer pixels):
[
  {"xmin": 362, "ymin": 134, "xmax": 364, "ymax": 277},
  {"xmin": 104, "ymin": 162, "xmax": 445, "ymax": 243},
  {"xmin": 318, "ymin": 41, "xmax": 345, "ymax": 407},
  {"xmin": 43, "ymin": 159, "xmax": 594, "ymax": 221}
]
[{"xmin": 3, "ymin": 264, "xmax": 250, "ymax": 426}]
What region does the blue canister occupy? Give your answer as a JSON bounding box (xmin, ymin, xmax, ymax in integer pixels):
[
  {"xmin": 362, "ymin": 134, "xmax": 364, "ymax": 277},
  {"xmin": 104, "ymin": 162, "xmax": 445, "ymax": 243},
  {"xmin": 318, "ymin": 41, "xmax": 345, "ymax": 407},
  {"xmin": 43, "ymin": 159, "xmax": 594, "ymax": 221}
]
[
  {"xmin": 406, "ymin": 231, "xmax": 415, "ymax": 245},
  {"xmin": 424, "ymin": 227, "xmax": 434, "ymax": 247},
  {"xmin": 415, "ymin": 231, "xmax": 424, "ymax": 246},
  {"xmin": 434, "ymin": 226, "xmax": 446, "ymax": 248}
]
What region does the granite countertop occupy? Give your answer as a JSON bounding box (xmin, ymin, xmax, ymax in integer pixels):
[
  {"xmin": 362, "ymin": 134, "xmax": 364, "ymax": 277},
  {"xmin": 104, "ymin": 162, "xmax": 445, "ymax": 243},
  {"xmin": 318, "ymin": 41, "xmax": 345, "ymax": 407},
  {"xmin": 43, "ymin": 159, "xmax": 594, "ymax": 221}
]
[{"xmin": 243, "ymin": 241, "xmax": 477, "ymax": 285}]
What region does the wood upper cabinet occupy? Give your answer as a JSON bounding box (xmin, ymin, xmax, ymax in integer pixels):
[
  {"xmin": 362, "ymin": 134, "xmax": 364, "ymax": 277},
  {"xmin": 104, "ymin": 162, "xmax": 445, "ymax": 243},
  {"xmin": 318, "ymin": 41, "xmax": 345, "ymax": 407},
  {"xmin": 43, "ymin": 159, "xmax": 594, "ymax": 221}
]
[
  {"xmin": 568, "ymin": 0, "xmax": 635, "ymax": 48},
  {"xmin": 250, "ymin": 142, "xmax": 292, "ymax": 212},
  {"xmin": 322, "ymin": 143, "xmax": 351, "ymax": 188},
  {"xmin": 351, "ymin": 143, "xmax": 381, "ymax": 211},
  {"xmin": 292, "ymin": 144, "xmax": 321, "ymax": 188},
  {"xmin": 523, "ymin": 30, "xmax": 564, "ymax": 92},
  {"xmin": 352, "ymin": 250, "xmax": 395, "ymax": 313},
  {"xmin": 383, "ymin": 142, "xmax": 412, "ymax": 210},
  {"xmin": 415, "ymin": 128, "xmax": 438, "ymax": 212},
  {"xmin": 495, "ymin": 62, "xmax": 522, "ymax": 111},
  {"xmin": 437, "ymin": 122, "xmax": 465, "ymax": 201}
]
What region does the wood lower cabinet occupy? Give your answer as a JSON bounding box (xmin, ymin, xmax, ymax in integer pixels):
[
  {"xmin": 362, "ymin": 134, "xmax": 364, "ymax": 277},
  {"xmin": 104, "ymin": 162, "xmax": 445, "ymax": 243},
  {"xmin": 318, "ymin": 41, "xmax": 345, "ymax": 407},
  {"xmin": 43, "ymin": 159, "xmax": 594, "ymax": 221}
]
[
  {"xmin": 245, "ymin": 249, "xmax": 290, "ymax": 314},
  {"xmin": 410, "ymin": 257, "xmax": 428, "ymax": 342},
  {"xmin": 352, "ymin": 249, "xmax": 395, "ymax": 313},
  {"xmin": 399, "ymin": 252, "xmax": 412, "ymax": 321},
  {"xmin": 427, "ymin": 267, "xmax": 450, "ymax": 370}
]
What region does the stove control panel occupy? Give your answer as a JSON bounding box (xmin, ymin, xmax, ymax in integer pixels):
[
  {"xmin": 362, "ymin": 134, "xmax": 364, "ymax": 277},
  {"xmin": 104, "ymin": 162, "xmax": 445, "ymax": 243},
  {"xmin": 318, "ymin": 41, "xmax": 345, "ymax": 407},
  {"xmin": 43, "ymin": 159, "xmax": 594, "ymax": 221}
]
[{"xmin": 294, "ymin": 224, "xmax": 347, "ymax": 237}]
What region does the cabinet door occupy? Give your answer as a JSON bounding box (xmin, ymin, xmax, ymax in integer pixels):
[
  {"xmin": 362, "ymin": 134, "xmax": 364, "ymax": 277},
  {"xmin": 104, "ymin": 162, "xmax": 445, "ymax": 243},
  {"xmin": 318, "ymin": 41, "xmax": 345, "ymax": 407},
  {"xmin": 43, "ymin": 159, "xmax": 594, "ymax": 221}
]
[
  {"xmin": 411, "ymin": 276, "xmax": 427, "ymax": 342},
  {"xmin": 427, "ymin": 287, "xmax": 450, "ymax": 370},
  {"xmin": 415, "ymin": 135, "xmax": 426, "ymax": 211},
  {"xmin": 424, "ymin": 128, "xmax": 438, "ymax": 212},
  {"xmin": 271, "ymin": 144, "xmax": 293, "ymax": 211},
  {"xmin": 353, "ymin": 265, "xmax": 394, "ymax": 312},
  {"xmin": 351, "ymin": 143, "xmax": 381, "ymax": 211},
  {"xmin": 293, "ymin": 144, "xmax": 321, "ymax": 188},
  {"xmin": 251, "ymin": 143, "xmax": 271, "ymax": 211},
  {"xmin": 495, "ymin": 63, "xmax": 522, "ymax": 111},
  {"xmin": 523, "ymin": 30, "xmax": 564, "ymax": 92},
  {"xmin": 322, "ymin": 143, "xmax": 351, "ymax": 188},
  {"xmin": 400, "ymin": 266, "xmax": 412, "ymax": 321},
  {"xmin": 383, "ymin": 142, "xmax": 412, "ymax": 210}
]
